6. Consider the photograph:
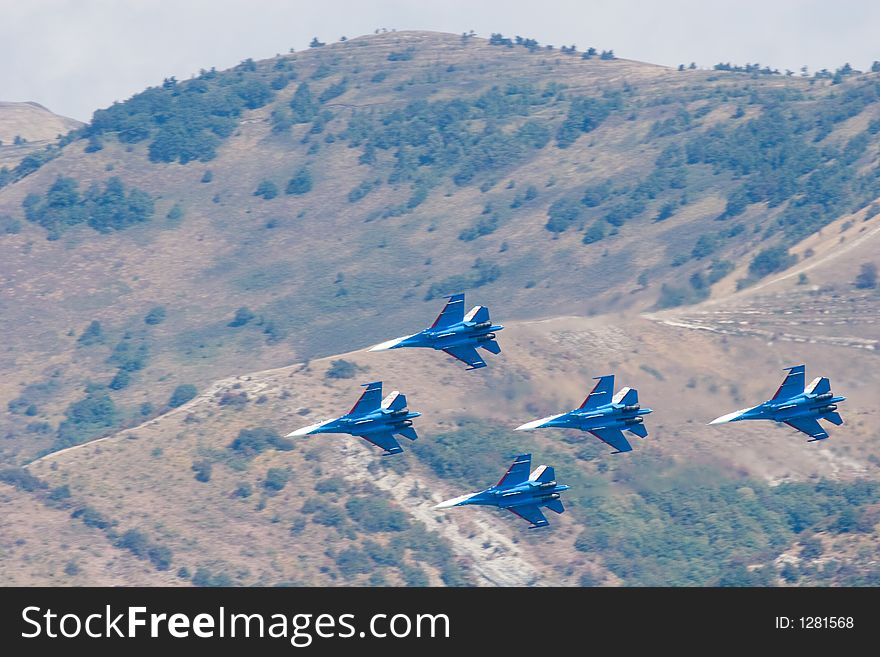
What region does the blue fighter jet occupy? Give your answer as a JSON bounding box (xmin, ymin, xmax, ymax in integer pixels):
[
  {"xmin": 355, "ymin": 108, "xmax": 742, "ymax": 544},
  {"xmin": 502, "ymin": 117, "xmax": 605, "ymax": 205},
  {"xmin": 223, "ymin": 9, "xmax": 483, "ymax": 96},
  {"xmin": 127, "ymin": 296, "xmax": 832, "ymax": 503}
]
[
  {"xmin": 368, "ymin": 293, "xmax": 504, "ymax": 370},
  {"xmin": 434, "ymin": 454, "xmax": 570, "ymax": 529},
  {"xmin": 515, "ymin": 375, "xmax": 653, "ymax": 454},
  {"xmin": 285, "ymin": 381, "xmax": 421, "ymax": 455},
  {"xmin": 709, "ymin": 365, "xmax": 846, "ymax": 441}
]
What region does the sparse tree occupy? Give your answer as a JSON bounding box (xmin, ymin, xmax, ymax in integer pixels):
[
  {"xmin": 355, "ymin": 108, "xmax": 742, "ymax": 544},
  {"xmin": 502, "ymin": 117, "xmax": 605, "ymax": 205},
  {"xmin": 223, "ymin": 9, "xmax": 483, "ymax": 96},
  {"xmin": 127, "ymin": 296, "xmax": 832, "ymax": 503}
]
[
  {"xmin": 854, "ymin": 262, "xmax": 877, "ymax": 289},
  {"xmin": 168, "ymin": 384, "xmax": 197, "ymax": 408},
  {"xmin": 286, "ymin": 167, "xmax": 313, "ymax": 195},
  {"xmin": 253, "ymin": 179, "xmax": 278, "ymax": 200}
]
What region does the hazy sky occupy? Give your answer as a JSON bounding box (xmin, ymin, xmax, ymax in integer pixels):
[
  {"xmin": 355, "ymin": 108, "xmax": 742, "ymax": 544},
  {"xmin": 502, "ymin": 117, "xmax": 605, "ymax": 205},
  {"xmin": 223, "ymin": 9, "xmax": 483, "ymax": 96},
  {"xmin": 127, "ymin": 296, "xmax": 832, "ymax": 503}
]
[{"xmin": 3, "ymin": 0, "xmax": 879, "ymax": 121}]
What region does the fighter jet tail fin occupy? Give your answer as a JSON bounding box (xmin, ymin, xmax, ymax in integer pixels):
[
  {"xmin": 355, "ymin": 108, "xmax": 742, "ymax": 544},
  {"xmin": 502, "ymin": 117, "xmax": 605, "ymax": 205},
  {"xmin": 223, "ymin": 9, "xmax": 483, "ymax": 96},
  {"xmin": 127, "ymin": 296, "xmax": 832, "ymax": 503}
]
[
  {"xmin": 348, "ymin": 382, "xmax": 384, "ymax": 415},
  {"xmin": 396, "ymin": 426, "xmax": 418, "ymax": 441},
  {"xmin": 579, "ymin": 375, "xmax": 615, "ymax": 410},
  {"xmin": 496, "ymin": 454, "xmax": 532, "ymax": 488},
  {"xmin": 806, "ymin": 376, "xmax": 831, "ymax": 396},
  {"xmin": 612, "ymin": 386, "xmax": 638, "ymax": 407},
  {"xmin": 381, "ymin": 390, "xmax": 407, "ymax": 412},
  {"xmin": 529, "ymin": 465, "xmax": 556, "ymax": 483},
  {"xmin": 431, "ymin": 294, "xmax": 465, "ymax": 329},
  {"xmin": 480, "ymin": 339, "xmax": 501, "ymax": 354},
  {"xmin": 823, "ymin": 411, "xmax": 844, "ymax": 426},
  {"xmin": 545, "ymin": 499, "xmax": 565, "ymax": 514},
  {"xmin": 464, "ymin": 305, "xmax": 490, "ymax": 324},
  {"xmin": 772, "ymin": 365, "xmax": 806, "ymax": 400},
  {"xmin": 627, "ymin": 423, "xmax": 648, "ymax": 438}
]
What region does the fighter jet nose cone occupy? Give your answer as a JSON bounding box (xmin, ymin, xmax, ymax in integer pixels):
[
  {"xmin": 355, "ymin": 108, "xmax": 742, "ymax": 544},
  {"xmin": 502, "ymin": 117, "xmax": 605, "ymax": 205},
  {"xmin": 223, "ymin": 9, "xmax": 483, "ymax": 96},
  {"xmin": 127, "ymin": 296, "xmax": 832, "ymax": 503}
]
[
  {"xmin": 287, "ymin": 419, "xmax": 330, "ymax": 436},
  {"xmin": 368, "ymin": 334, "xmax": 414, "ymax": 352},
  {"xmin": 515, "ymin": 413, "xmax": 564, "ymax": 431},
  {"xmin": 434, "ymin": 492, "xmax": 476, "ymax": 508},
  {"xmin": 709, "ymin": 408, "xmax": 750, "ymax": 425}
]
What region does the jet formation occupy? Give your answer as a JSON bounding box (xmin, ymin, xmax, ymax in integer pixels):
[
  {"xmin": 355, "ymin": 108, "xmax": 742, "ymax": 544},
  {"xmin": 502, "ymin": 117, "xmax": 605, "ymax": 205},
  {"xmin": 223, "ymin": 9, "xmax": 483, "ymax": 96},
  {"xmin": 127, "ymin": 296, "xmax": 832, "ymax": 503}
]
[
  {"xmin": 282, "ymin": 290, "xmax": 848, "ymax": 530},
  {"xmin": 286, "ymin": 381, "xmax": 421, "ymax": 455},
  {"xmin": 369, "ymin": 293, "xmax": 504, "ymax": 370},
  {"xmin": 434, "ymin": 454, "xmax": 570, "ymax": 528},
  {"xmin": 515, "ymin": 375, "xmax": 653, "ymax": 454},
  {"xmin": 709, "ymin": 364, "xmax": 846, "ymax": 441}
]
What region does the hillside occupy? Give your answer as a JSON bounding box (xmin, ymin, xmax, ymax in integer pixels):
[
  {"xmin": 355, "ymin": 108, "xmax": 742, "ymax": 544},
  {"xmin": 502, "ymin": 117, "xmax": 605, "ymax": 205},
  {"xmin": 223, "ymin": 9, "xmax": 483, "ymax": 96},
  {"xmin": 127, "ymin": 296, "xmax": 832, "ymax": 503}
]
[
  {"xmin": 0, "ymin": 101, "xmax": 83, "ymax": 169},
  {"xmin": 13, "ymin": 310, "xmax": 880, "ymax": 587},
  {"xmin": 1, "ymin": 31, "xmax": 879, "ymax": 587}
]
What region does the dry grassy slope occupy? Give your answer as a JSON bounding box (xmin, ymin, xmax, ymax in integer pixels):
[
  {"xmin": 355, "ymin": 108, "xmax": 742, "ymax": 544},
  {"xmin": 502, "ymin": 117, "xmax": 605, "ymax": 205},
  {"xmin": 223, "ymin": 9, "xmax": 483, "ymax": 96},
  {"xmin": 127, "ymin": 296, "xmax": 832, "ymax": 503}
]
[
  {"xmin": 0, "ymin": 101, "xmax": 81, "ymax": 143},
  {"xmin": 0, "ymin": 482, "xmax": 172, "ymax": 585},
  {"xmin": 647, "ymin": 198, "xmax": 880, "ymax": 359},
  {"xmin": 21, "ymin": 309, "xmax": 879, "ymax": 587},
  {"xmin": 5, "ymin": 31, "xmax": 874, "ymax": 462},
  {"xmin": 0, "ymin": 101, "xmax": 83, "ymax": 168}
]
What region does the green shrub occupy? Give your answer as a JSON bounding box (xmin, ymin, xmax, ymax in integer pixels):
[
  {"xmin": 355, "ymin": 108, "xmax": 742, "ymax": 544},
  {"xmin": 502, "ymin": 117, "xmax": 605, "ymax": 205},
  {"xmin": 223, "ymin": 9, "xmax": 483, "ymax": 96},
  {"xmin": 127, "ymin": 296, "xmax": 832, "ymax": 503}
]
[
  {"xmin": 325, "ymin": 359, "xmax": 357, "ymax": 379},
  {"xmin": 56, "ymin": 393, "xmax": 119, "ymax": 449},
  {"xmin": 545, "ymin": 198, "xmax": 582, "ymax": 233},
  {"xmin": 0, "ymin": 468, "xmax": 47, "ymax": 492},
  {"xmin": 77, "ymin": 321, "xmax": 105, "ymax": 346},
  {"xmin": 108, "ymin": 369, "xmax": 131, "ymax": 390},
  {"xmin": 286, "ymin": 168, "xmax": 313, "ymax": 195},
  {"xmin": 228, "ymin": 307, "xmax": 255, "ymax": 327},
  {"xmin": 192, "ymin": 460, "xmax": 212, "ymax": 483},
  {"xmin": 168, "ymin": 384, "xmax": 197, "ymax": 408},
  {"xmin": 144, "ymin": 306, "xmax": 167, "ymax": 325},
  {"xmin": 71, "ymin": 505, "xmax": 113, "ymax": 530},
  {"xmin": 263, "ymin": 467, "xmax": 290, "ymax": 493},
  {"xmin": 335, "ymin": 547, "xmax": 371, "ymax": 577},
  {"xmin": 192, "ymin": 568, "xmax": 233, "ymax": 587},
  {"xmin": 345, "ymin": 497, "xmax": 410, "ymax": 533},
  {"xmin": 166, "ymin": 204, "xmax": 184, "ymax": 221},
  {"xmin": 254, "ymin": 180, "xmax": 278, "ymax": 200},
  {"xmin": 749, "ymin": 246, "xmax": 796, "ymax": 279},
  {"xmin": 228, "ymin": 427, "xmax": 294, "ymax": 457}
]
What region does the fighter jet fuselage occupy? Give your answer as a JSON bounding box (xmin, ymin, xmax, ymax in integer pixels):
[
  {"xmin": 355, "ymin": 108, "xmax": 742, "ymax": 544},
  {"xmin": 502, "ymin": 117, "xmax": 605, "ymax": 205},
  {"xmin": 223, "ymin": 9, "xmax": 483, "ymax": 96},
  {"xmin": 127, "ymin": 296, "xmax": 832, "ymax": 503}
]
[
  {"xmin": 286, "ymin": 382, "xmax": 421, "ymax": 455},
  {"xmin": 515, "ymin": 375, "xmax": 653, "ymax": 454},
  {"xmin": 732, "ymin": 393, "xmax": 844, "ymax": 424},
  {"xmin": 304, "ymin": 407, "xmax": 421, "ymax": 438},
  {"xmin": 368, "ymin": 293, "xmax": 504, "ymax": 370},
  {"xmin": 435, "ymin": 454, "xmax": 569, "ymax": 528},
  {"xmin": 710, "ymin": 365, "xmax": 846, "ymax": 442},
  {"xmin": 458, "ymin": 479, "xmax": 571, "ymax": 511},
  {"xmin": 531, "ymin": 403, "xmax": 652, "ymax": 433}
]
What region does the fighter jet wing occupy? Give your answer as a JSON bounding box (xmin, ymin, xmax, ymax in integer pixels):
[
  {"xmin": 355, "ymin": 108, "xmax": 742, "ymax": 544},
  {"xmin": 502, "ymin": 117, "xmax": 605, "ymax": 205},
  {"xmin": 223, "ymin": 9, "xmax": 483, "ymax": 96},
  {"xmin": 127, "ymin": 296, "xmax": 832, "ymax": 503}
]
[
  {"xmin": 431, "ymin": 294, "xmax": 465, "ymax": 329},
  {"xmin": 588, "ymin": 428, "xmax": 634, "ymax": 454},
  {"xmin": 348, "ymin": 381, "xmax": 383, "ymax": 415},
  {"xmin": 507, "ymin": 505, "xmax": 549, "ymax": 528},
  {"xmin": 783, "ymin": 417, "xmax": 829, "ymax": 441},
  {"xmin": 442, "ymin": 345, "xmax": 487, "ymax": 370},
  {"xmin": 360, "ymin": 432, "xmax": 404, "ymax": 455},
  {"xmin": 772, "ymin": 365, "xmax": 805, "ymax": 400}
]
